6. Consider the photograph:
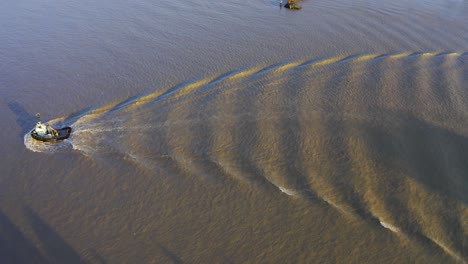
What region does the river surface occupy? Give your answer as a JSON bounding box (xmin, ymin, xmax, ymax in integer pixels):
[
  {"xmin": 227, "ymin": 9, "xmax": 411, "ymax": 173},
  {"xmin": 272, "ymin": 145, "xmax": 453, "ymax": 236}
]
[{"xmin": 1, "ymin": 0, "xmax": 467, "ymax": 263}]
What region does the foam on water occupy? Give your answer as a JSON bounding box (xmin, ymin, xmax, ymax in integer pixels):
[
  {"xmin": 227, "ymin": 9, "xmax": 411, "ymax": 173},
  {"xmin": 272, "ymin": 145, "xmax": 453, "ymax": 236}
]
[
  {"xmin": 23, "ymin": 131, "xmax": 72, "ymax": 153},
  {"xmin": 379, "ymin": 220, "xmax": 401, "ymax": 233},
  {"xmin": 278, "ymin": 186, "xmax": 298, "ymax": 197}
]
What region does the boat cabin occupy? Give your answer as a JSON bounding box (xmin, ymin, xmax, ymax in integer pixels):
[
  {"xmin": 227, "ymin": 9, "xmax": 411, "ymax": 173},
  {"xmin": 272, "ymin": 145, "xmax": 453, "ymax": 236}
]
[{"xmin": 34, "ymin": 121, "xmax": 56, "ymax": 136}]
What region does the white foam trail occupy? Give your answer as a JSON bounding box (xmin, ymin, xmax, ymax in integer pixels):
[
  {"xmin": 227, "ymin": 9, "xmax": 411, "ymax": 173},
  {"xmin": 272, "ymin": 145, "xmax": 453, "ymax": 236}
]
[
  {"xmin": 70, "ymin": 136, "xmax": 101, "ymax": 155},
  {"xmin": 379, "ymin": 220, "xmax": 401, "ymax": 233},
  {"xmin": 68, "ymin": 126, "xmax": 109, "ymax": 155},
  {"xmin": 428, "ymin": 236, "xmax": 466, "ymax": 264},
  {"xmin": 24, "ymin": 131, "xmax": 72, "ymax": 153},
  {"xmin": 278, "ymin": 186, "xmax": 298, "ymax": 196},
  {"xmin": 25, "ymin": 112, "xmax": 161, "ymax": 155}
]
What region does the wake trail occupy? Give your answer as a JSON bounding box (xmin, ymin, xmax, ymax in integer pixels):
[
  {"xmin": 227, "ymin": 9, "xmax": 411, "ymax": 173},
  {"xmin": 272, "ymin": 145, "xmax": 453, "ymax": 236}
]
[{"xmin": 22, "ymin": 50, "xmax": 468, "ymax": 262}]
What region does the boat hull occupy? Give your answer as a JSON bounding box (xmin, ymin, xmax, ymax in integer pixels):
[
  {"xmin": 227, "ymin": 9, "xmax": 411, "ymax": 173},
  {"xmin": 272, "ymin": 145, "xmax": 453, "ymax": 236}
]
[{"xmin": 31, "ymin": 127, "xmax": 72, "ymax": 142}]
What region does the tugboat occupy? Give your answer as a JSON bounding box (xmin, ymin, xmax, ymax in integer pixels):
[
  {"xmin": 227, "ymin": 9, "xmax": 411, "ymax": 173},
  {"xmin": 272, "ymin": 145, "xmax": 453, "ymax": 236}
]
[
  {"xmin": 284, "ymin": 0, "xmax": 302, "ymax": 9},
  {"xmin": 30, "ymin": 113, "xmax": 72, "ymax": 142}
]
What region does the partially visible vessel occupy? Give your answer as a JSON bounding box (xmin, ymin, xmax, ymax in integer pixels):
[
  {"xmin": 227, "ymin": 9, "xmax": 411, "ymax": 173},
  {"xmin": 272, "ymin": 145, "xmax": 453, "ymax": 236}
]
[
  {"xmin": 285, "ymin": 3, "xmax": 302, "ymax": 9},
  {"xmin": 284, "ymin": 0, "xmax": 302, "ymax": 9},
  {"xmin": 30, "ymin": 114, "xmax": 71, "ymax": 142}
]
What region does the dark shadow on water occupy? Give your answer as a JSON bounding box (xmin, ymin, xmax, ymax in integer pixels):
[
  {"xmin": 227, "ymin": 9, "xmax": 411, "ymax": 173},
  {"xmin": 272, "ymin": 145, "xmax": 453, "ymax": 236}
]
[
  {"xmin": 85, "ymin": 249, "xmax": 107, "ymax": 264},
  {"xmin": 0, "ymin": 210, "xmax": 47, "ymax": 264},
  {"xmin": 23, "ymin": 207, "xmax": 84, "ymax": 264},
  {"xmin": 7, "ymin": 101, "xmax": 36, "ymax": 138},
  {"xmin": 355, "ymin": 110, "xmax": 468, "ymax": 259},
  {"xmin": 0, "ymin": 206, "xmax": 95, "ymax": 264},
  {"xmin": 7, "ymin": 101, "xmax": 81, "ymax": 138},
  {"xmin": 363, "ymin": 110, "xmax": 468, "ymax": 206},
  {"xmin": 0, "ymin": 207, "xmax": 91, "ymax": 264},
  {"xmin": 159, "ymin": 244, "xmax": 184, "ymax": 264}
]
